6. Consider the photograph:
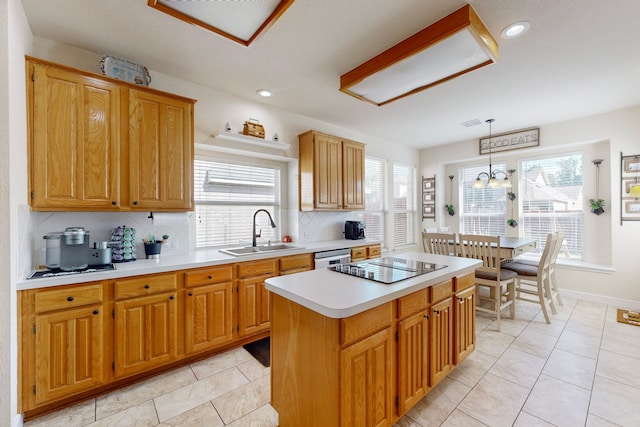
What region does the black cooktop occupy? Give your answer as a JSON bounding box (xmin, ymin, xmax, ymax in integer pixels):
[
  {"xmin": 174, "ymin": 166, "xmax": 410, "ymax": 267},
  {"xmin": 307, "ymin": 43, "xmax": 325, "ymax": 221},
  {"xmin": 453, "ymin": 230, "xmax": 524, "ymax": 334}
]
[
  {"xmin": 329, "ymin": 257, "xmax": 447, "ymax": 284},
  {"xmin": 28, "ymin": 264, "xmax": 116, "ymax": 279}
]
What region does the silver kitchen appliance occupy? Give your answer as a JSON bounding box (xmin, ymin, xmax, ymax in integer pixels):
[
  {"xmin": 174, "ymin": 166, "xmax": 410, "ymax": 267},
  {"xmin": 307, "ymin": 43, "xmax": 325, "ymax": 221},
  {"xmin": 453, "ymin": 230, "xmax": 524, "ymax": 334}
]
[
  {"xmin": 43, "ymin": 227, "xmax": 111, "ymax": 271},
  {"xmin": 314, "ymin": 248, "xmax": 351, "ymax": 269}
]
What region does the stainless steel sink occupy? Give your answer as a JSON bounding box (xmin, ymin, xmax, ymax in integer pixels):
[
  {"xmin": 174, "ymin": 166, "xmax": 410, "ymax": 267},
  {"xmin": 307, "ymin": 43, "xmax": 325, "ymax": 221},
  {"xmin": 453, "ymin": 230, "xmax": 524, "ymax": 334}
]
[{"xmin": 220, "ymin": 244, "xmax": 303, "ymax": 257}]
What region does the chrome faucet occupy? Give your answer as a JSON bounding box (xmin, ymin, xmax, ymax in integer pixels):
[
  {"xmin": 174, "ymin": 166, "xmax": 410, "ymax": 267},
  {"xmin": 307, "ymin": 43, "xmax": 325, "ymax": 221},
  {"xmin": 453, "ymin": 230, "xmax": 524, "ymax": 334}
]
[{"xmin": 252, "ymin": 209, "xmax": 276, "ymax": 247}]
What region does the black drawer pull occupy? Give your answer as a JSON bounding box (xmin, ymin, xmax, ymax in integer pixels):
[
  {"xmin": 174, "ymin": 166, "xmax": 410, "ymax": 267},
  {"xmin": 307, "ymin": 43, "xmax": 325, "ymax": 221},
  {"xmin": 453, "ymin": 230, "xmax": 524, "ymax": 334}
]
[
  {"xmin": 67, "ymin": 296, "xmax": 74, "ymax": 302},
  {"xmin": 93, "ymin": 310, "xmax": 99, "ymax": 315},
  {"xmin": 169, "ymin": 295, "xmax": 175, "ymax": 300},
  {"xmin": 424, "ymin": 315, "xmax": 430, "ymax": 320},
  {"xmin": 434, "ymin": 309, "xmax": 440, "ymax": 315},
  {"xmin": 208, "ymin": 275, "xmax": 212, "ymax": 279},
  {"xmin": 188, "ymin": 292, "xmax": 193, "ymax": 296},
  {"xmin": 144, "ymin": 284, "xmax": 150, "ymax": 289},
  {"xmin": 111, "ymin": 201, "xmax": 117, "ymax": 205},
  {"xmin": 133, "ymin": 201, "xmax": 138, "ymax": 205}
]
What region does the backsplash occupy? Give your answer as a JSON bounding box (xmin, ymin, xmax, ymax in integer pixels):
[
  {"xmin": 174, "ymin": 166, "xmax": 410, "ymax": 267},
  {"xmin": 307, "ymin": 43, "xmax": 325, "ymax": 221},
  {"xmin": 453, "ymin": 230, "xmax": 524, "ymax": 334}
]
[
  {"xmin": 297, "ymin": 211, "xmax": 365, "ymax": 243},
  {"xmin": 31, "ymin": 211, "xmax": 190, "ymax": 268}
]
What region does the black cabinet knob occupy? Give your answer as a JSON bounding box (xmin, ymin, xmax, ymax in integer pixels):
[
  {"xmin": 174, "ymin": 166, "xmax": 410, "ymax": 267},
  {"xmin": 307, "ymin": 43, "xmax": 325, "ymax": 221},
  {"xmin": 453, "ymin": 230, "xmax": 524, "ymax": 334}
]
[
  {"xmin": 424, "ymin": 315, "xmax": 430, "ymax": 319},
  {"xmin": 93, "ymin": 310, "xmax": 99, "ymax": 315},
  {"xmin": 133, "ymin": 201, "xmax": 138, "ymax": 205},
  {"xmin": 67, "ymin": 296, "xmax": 74, "ymax": 302},
  {"xmin": 208, "ymin": 275, "xmax": 212, "ymax": 279},
  {"xmin": 169, "ymin": 295, "xmax": 175, "ymax": 300},
  {"xmin": 188, "ymin": 292, "xmax": 193, "ymax": 296},
  {"xmin": 144, "ymin": 284, "xmax": 150, "ymax": 289},
  {"xmin": 111, "ymin": 201, "xmax": 117, "ymax": 205}
]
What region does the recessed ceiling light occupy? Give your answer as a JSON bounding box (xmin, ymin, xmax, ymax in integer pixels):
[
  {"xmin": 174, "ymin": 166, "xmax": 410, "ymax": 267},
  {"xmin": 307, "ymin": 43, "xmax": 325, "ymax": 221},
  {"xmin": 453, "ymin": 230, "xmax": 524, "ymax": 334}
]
[
  {"xmin": 501, "ymin": 21, "xmax": 530, "ymax": 39},
  {"xmin": 256, "ymin": 89, "xmax": 272, "ymax": 97}
]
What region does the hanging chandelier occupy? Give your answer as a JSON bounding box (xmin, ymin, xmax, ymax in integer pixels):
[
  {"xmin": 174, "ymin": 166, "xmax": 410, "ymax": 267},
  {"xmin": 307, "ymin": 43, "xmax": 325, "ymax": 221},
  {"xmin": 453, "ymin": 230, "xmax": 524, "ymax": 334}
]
[{"xmin": 474, "ymin": 119, "xmax": 513, "ymax": 188}]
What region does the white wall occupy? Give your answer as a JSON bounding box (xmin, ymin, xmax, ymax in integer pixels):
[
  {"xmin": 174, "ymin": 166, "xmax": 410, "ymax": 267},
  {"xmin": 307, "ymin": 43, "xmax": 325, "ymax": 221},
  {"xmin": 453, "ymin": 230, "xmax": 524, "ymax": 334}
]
[
  {"xmin": 2, "ymin": 1, "xmax": 33, "ymax": 426},
  {"xmin": 420, "ymin": 107, "xmax": 640, "ymax": 305}
]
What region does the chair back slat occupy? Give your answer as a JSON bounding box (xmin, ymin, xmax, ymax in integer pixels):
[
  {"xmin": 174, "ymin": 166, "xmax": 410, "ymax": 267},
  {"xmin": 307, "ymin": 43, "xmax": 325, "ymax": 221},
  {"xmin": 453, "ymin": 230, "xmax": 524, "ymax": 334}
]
[
  {"xmin": 458, "ymin": 234, "xmax": 501, "ymax": 272},
  {"xmin": 537, "ymin": 232, "xmax": 558, "ymax": 275},
  {"xmin": 422, "ymin": 232, "xmax": 457, "ymax": 256}
]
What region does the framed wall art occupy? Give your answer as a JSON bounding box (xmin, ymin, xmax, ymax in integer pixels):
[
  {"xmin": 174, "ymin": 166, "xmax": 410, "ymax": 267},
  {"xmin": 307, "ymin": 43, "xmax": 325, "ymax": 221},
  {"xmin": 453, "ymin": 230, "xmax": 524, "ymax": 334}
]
[
  {"xmin": 422, "ymin": 175, "xmax": 435, "ymax": 220},
  {"xmin": 620, "ymin": 153, "xmax": 640, "ymax": 223}
]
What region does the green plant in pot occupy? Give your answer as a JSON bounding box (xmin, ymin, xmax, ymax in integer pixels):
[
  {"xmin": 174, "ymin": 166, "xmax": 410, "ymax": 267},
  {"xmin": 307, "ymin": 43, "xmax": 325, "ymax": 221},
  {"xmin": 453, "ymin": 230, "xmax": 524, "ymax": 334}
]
[
  {"xmin": 589, "ymin": 198, "xmax": 605, "ymax": 215},
  {"xmin": 143, "ymin": 234, "xmax": 169, "ymax": 259},
  {"xmin": 445, "ymin": 204, "xmax": 455, "ymax": 216},
  {"xmin": 507, "ymin": 218, "xmax": 518, "ymax": 227}
]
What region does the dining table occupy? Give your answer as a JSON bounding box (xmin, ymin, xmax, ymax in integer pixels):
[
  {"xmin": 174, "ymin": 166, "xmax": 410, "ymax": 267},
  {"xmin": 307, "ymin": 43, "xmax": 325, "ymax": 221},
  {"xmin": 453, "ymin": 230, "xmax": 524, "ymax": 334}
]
[{"xmin": 497, "ymin": 236, "xmax": 537, "ymax": 261}]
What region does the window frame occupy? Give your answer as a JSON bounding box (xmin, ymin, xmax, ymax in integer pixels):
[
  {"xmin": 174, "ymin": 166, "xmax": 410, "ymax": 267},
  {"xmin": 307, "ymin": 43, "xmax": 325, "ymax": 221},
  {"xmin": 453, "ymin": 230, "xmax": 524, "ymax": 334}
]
[{"xmin": 392, "ymin": 161, "xmax": 417, "ymax": 248}]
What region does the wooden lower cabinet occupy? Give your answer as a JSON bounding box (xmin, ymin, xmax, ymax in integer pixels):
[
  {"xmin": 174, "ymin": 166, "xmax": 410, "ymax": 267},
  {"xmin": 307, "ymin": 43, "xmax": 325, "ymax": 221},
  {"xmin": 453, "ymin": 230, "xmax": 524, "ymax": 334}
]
[
  {"xmin": 237, "ymin": 260, "xmax": 276, "ymax": 337},
  {"xmin": 341, "ymin": 327, "xmax": 394, "ymax": 427},
  {"xmin": 429, "ymin": 297, "xmax": 453, "ymax": 387},
  {"xmin": 397, "ymin": 310, "xmax": 429, "ymax": 414},
  {"xmin": 114, "ymin": 292, "xmax": 178, "ymax": 378},
  {"xmin": 454, "ymin": 286, "xmax": 476, "ymax": 364},
  {"xmin": 184, "ymin": 266, "xmax": 234, "ymax": 354},
  {"xmin": 351, "ymin": 243, "xmax": 382, "ymax": 262}
]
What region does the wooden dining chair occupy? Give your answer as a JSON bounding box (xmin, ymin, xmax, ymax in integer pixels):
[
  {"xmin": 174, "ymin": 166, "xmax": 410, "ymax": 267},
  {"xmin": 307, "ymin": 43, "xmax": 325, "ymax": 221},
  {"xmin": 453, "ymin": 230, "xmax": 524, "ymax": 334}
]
[
  {"xmin": 502, "ymin": 233, "xmax": 558, "ymax": 323},
  {"xmin": 458, "ymin": 234, "xmax": 517, "ymax": 331},
  {"xmin": 509, "ymin": 231, "xmax": 564, "ymax": 310},
  {"xmin": 422, "ymin": 232, "xmax": 458, "ymax": 256}
]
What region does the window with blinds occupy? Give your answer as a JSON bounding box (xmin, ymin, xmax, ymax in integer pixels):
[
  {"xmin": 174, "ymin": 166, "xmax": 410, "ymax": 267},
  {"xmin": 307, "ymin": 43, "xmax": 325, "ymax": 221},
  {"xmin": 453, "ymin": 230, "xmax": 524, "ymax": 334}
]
[
  {"xmin": 364, "ymin": 156, "xmax": 386, "ymax": 246},
  {"xmin": 393, "ymin": 163, "xmax": 416, "ymax": 247},
  {"xmin": 460, "ymin": 163, "xmax": 507, "ymax": 236},
  {"xmin": 520, "ymin": 153, "xmax": 583, "ymax": 259},
  {"xmin": 194, "ymin": 158, "xmax": 281, "ymax": 248}
]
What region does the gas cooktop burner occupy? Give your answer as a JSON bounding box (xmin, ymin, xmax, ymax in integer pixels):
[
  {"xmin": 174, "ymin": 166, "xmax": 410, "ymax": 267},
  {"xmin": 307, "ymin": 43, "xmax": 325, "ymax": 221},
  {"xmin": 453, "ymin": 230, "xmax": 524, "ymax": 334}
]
[
  {"xmin": 28, "ymin": 264, "xmax": 116, "ymax": 279},
  {"xmin": 329, "ymin": 257, "xmax": 447, "ymax": 284}
]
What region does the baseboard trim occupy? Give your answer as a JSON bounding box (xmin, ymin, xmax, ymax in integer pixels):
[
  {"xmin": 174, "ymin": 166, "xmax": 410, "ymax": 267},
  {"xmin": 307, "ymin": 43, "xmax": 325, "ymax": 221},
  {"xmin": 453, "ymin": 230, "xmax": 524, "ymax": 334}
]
[{"xmin": 560, "ymin": 289, "xmax": 640, "ymax": 311}]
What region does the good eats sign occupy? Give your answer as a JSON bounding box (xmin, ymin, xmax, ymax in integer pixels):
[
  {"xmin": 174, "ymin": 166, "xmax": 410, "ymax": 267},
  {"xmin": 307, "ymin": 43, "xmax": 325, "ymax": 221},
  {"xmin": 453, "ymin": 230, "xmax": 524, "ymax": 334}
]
[{"xmin": 479, "ymin": 127, "xmax": 539, "ymax": 155}]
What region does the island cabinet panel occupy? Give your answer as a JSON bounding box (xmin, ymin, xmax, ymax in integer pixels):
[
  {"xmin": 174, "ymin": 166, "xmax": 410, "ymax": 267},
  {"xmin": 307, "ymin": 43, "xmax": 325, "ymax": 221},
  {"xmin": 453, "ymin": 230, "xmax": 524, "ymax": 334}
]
[
  {"xmin": 429, "ymin": 296, "xmax": 453, "ymax": 387},
  {"xmin": 454, "ymin": 273, "xmax": 476, "ymax": 364},
  {"xmin": 396, "ymin": 310, "xmax": 429, "ymax": 415},
  {"xmin": 340, "ymin": 327, "xmax": 393, "ymax": 427}
]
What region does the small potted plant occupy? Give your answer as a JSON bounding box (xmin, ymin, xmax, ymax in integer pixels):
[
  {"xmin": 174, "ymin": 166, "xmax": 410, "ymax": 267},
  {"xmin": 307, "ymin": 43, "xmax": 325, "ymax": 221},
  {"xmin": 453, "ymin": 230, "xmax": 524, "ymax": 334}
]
[
  {"xmin": 445, "ymin": 204, "xmax": 455, "ymax": 216},
  {"xmin": 142, "ymin": 234, "xmax": 169, "ymax": 259},
  {"xmin": 507, "ymin": 191, "xmax": 516, "ymax": 201},
  {"xmin": 507, "ymin": 218, "xmax": 518, "ymax": 228},
  {"xmin": 589, "ymin": 198, "xmax": 605, "ymax": 215}
]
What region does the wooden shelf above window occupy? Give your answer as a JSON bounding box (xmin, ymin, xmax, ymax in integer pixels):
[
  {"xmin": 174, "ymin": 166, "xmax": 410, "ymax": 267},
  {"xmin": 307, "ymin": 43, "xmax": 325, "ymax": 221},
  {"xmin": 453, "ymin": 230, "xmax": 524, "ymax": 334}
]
[{"xmin": 212, "ymin": 131, "xmax": 290, "ymax": 151}]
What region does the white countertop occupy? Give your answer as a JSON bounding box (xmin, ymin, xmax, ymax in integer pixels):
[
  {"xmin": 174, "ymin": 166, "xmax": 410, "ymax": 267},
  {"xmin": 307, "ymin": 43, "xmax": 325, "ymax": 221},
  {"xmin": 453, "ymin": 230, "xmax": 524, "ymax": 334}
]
[
  {"xmin": 17, "ymin": 239, "xmax": 381, "ymax": 291},
  {"xmin": 265, "ymin": 252, "xmax": 482, "ymax": 318}
]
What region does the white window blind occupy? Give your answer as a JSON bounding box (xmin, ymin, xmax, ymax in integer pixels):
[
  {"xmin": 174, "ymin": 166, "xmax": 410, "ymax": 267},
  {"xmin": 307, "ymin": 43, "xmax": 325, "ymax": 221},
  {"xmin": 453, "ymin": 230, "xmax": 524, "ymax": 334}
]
[
  {"xmin": 194, "ymin": 159, "xmax": 280, "ymax": 248},
  {"xmin": 460, "ymin": 163, "xmax": 507, "ymax": 236},
  {"xmin": 393, "ymin": 163, "xmax": 416, "ymax": 247},
  {"xmin": 520, "ymin": 154, "xmax": 583, "ymax": 259},
  {"xmin": 364, "ymin": 156, "xmax": 386, "ymax": 245}
]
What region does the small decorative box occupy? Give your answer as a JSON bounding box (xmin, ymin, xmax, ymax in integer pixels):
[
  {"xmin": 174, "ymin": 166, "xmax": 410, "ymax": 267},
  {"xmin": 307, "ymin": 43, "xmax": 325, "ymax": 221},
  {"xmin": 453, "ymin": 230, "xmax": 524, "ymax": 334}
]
[
  {"xmin": 99, "ymin": 55, "xmax": 151, "ymax": 86},
  {"xmin": 243, "ymin": 119, "xmax": 265, "ymax": 139}
]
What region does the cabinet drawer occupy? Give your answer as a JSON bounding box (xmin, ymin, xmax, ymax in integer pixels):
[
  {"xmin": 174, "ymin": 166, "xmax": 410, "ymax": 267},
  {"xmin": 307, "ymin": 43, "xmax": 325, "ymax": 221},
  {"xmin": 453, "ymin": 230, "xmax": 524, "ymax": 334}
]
[
  {"xmin": 34, "ymin": 283, "xmax": 103, "ymax": 313},
  {"xmin": 237, "ymin": 260, "xmax": 277, "ymax": 278},
  {"xmin": 279, "ymin": 254, "xmax": 312, "ymax": 273},
  {"xmin": 341, "ymin": 302, "xmax": 393, "ymax": 346},
  {"xmin": 185, "ymin": 265, "xmax": 233, "ymax": 287},
  {"xmin": 113, "ymin": 273, "xmax": 177, "ymax": 299},
  {"xmin": 397, "ymin": 289, "xmax": 428, "ymax": 319},
  {"xmin": 454, "ymin": 272, "xmax": 475, "ymax": 292},
  {"xmin": 351, "ymin": 246, "xmax": 367, "ymax": 260},
  {"xmin": 367, "ymin": 245, "xmax": 381, "ymax": 259},
  {"xmin": 430, "ymin": 280, "xmax": 452, "ymax": 304}
]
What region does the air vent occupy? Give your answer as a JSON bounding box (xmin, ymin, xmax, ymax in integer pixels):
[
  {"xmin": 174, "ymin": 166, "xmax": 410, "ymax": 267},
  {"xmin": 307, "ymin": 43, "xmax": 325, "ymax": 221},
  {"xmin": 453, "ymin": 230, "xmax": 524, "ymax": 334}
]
[{"xmin": 460, "ymin": 119, "xmax": 482, "ymax": 127}]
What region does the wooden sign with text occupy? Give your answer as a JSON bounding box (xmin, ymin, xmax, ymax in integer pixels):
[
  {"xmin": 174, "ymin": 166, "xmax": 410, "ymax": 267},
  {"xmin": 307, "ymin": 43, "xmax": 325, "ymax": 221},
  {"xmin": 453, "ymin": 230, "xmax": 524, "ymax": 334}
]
[{"xmin": 479, "ymin": 127, "xmax": 539, "ymax": 155}]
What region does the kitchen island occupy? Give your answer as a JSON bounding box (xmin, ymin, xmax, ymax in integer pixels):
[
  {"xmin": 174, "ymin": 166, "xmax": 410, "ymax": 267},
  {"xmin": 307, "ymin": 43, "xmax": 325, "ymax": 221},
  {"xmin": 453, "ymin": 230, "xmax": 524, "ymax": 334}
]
[{"xmin": 265, "ymin": 252, "xmax": 482, "ymax": 427}]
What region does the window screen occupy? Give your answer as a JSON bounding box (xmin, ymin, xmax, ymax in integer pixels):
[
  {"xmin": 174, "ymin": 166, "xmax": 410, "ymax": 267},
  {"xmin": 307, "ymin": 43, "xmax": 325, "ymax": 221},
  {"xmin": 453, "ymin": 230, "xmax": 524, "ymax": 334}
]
[
  {"xmin": 194, "ymin": 159, "xmax": 281, "ymax": 247},
  {"xmin": 393, "ymin": 163, "xmax": 416, "ymax": 247},
  {"xmin": 460, "ymin": 163, "xmax": 507, "ymax": 236},
  {"xmin": 520, "ymin": 154, "xmax": 583, "ymax": 259}
]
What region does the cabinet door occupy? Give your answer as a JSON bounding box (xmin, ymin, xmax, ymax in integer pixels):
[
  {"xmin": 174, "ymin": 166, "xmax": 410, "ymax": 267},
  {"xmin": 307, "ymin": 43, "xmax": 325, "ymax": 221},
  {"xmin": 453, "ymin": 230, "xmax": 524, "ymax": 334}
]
[
  {"xmin": 114, "ymin": 292, "xmax": 177, "ymax": 378},
  {"xmin": 237, "ymin": 274, "xmax": 273, "ymax": 337},
  {"xmin": 128, "ymin": 89, "xmax": 193, "ymax": 210},
  {"xmin": 185, "ymin": 282, "xmax": 233, "ymax": 354},
  {"xmin": 34, "ymin": 305, "xmax": 105, "ymax": 403},
  {"xmin": 342, "ymin": 140, "xmax": 365, "ymax": 210},
  {"xmin": 454, "ymin": 286, "xmax": 476, "ymax": 364},
  {"xmin": 397, "ymin": 310, "xmax": 429, "ymax": 414},
  {"xmin": 314, "ymin": 133, "xmax": 342, "ymax": 209},
  {"xmin": 30, "ymin": 62, "xmax": 121, "ymax": 209},
  {"xmin": 429, "ymin": 297, "xmax": 453, "ymax": 387},
  {"xmin": 341, "ymin": 327, "xmax": 393, "ymax": 427}
]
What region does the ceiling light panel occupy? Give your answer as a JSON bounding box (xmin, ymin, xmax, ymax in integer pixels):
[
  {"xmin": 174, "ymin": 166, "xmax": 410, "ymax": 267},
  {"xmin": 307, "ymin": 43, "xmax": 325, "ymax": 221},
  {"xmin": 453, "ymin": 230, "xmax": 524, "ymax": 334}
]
[
  {"xmin": 340, "ymin": 4, "xmax": 498, "ymax": 106},
  {"xmin": 149, "ymin": 0, "xmax": 294, "ymax": 46}
]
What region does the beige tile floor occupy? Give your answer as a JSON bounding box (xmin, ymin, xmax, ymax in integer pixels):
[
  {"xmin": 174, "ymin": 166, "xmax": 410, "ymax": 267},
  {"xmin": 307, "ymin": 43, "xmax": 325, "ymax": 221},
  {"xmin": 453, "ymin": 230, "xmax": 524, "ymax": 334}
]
[{"xmin": 25, "ymin": 297, "xmax": 640, "ymax": 426}]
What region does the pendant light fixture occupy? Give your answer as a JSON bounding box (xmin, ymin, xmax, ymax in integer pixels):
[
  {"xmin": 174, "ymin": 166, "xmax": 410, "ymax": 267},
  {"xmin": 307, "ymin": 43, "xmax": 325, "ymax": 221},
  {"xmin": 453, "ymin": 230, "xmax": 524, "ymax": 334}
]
[{"xmin": 474, "ymin": 119, "xmax": 512, "ymax": 189}]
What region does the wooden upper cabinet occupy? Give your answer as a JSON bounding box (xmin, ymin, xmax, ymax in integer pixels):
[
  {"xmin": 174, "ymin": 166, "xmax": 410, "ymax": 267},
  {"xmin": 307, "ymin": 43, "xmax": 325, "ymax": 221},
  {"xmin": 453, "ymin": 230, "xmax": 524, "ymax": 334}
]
[
  {"xmin": 128, "ymin": 90, "xmax": 194, "ymax": 210},
  {"xmin": 342, "ymin": 139, "xmax": 365, "ymax": 210},
  {"xmin": 298, "ymin": 130, "xmax": 365, "ymax": 211},
  {"xmin": 26, "ymin": 56, "xmax": 195, "ymax": 212},
  {"xmin": 28, "ymin": 61, "xmax": 121, "ymax": 210}
]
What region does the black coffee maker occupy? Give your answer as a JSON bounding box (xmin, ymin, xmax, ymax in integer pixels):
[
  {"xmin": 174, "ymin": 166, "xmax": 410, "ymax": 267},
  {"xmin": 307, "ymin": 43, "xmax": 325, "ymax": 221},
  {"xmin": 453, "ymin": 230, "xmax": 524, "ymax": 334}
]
[{"xmin": 344, "ymin": 221, "xmax": 366, "ymax": 240}]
